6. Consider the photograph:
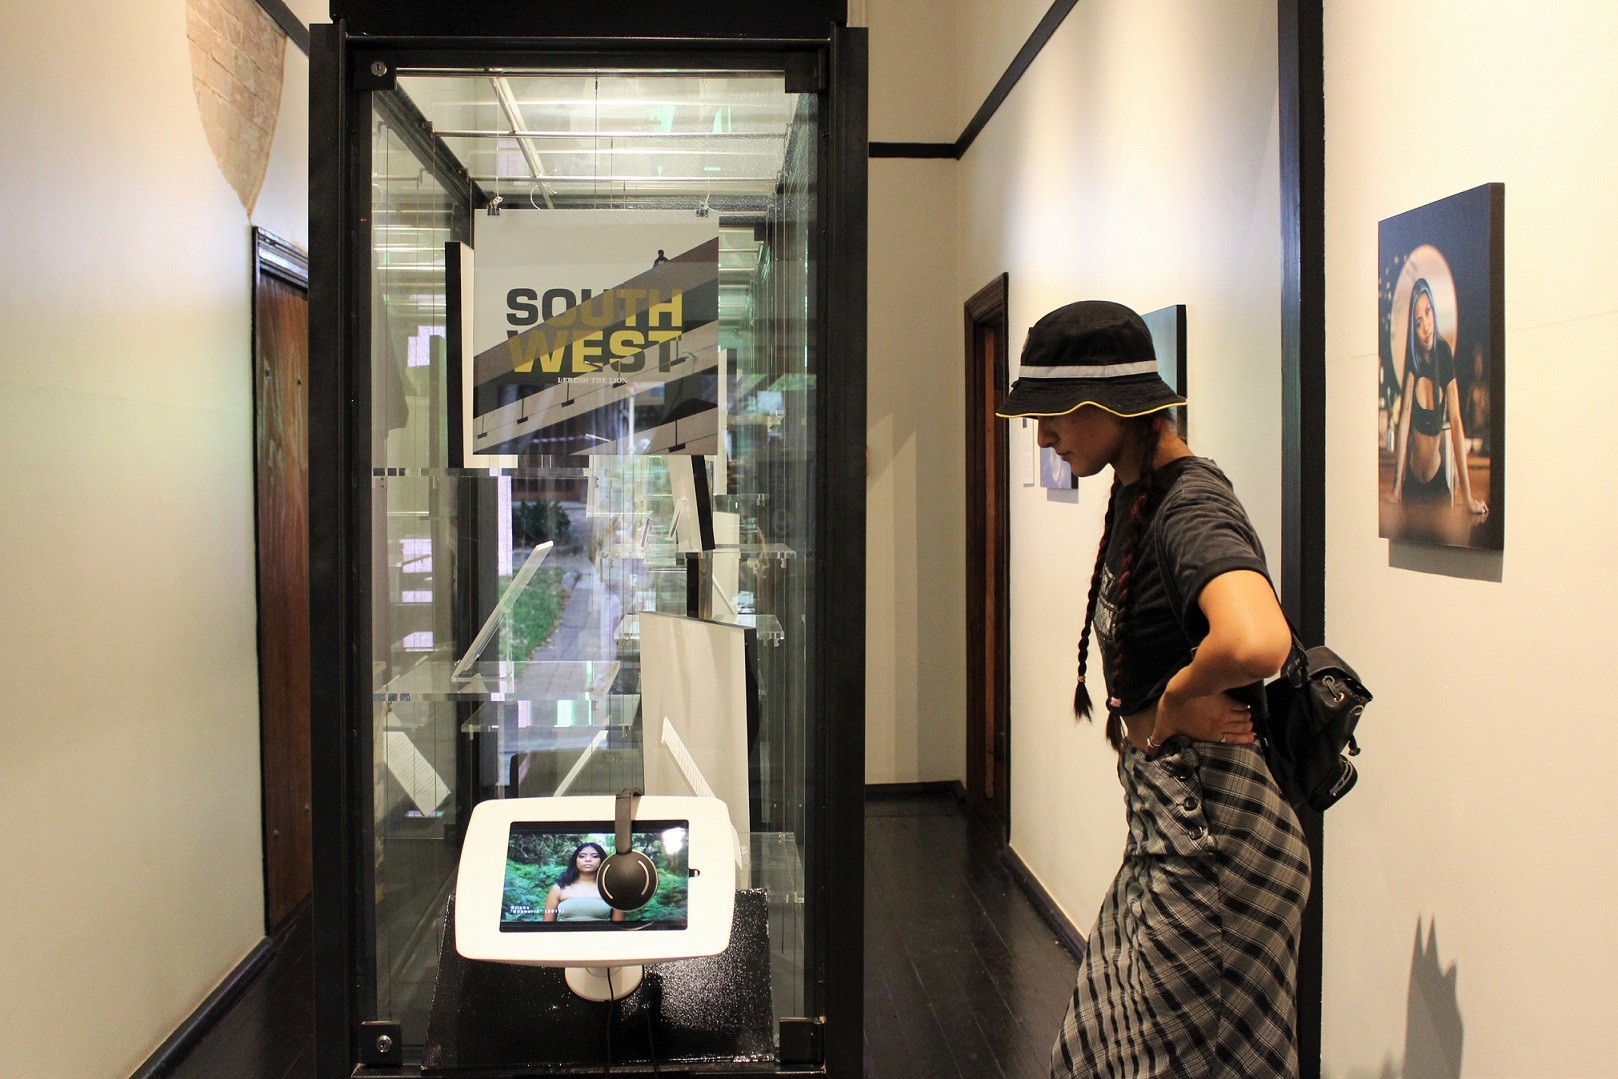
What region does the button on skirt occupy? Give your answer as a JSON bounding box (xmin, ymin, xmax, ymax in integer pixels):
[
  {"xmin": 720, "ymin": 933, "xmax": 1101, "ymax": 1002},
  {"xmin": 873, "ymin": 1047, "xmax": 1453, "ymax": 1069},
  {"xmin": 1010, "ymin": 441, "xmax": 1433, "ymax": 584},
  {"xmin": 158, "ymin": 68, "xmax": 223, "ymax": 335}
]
[{"xmin": 1050, "ymin": 738, "xmax": 1311, "ymax": 1079}]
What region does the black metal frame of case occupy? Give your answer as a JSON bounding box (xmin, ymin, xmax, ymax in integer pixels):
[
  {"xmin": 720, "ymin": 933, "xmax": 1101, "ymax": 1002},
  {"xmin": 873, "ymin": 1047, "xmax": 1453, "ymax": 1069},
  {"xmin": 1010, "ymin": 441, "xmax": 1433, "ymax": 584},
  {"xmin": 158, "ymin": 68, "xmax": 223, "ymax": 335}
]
[
  {"xmin": 309, "ymin": 20, "xmax": 867, "ymax": 1079},
  {"xmin": 330, "ymin": 0, "xmax": 846, "ymax": 41},
  {"xmin": 1277, "ymin": 3, "xmax": 1326, "ymax": 1077}
]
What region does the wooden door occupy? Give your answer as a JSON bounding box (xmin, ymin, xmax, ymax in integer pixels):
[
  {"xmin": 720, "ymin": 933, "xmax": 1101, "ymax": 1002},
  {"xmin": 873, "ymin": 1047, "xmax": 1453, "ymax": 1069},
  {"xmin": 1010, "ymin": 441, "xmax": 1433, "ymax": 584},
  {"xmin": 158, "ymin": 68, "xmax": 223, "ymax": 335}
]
[
  {"xmin": 253, "ymin": 230, "xmax": 312, "ymax": 931},
  {"xmin": 964, "ymin": 275, "xmax": 1010, "ymax": 832}
]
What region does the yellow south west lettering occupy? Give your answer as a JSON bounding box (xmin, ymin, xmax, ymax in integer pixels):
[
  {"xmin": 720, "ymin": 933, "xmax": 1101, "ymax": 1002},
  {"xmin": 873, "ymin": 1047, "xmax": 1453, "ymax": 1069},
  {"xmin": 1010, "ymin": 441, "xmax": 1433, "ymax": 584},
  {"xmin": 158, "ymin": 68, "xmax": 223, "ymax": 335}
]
[
  {"xmin": 616, "ymin": 289, "xmax": 645, "ymax": 325},
  {"xmin": 609, "ymin": 329, "xmax": 645, "ymax": 358},
  {"xmin": 510, "ymin": 333, "xmax": 568, "ymax": 374},
  {"xmin": 577, "ymin": 292, "xmax": 614, "ymax": 328},
  {"xmin": 647, "ymin": 289, "xmax": 683, "ymax": 329},
  {"xmin": 571, "ymin": 332, "xmax": 605, "ymax": 372},
  {"xmin": 538, "ymin": 344, "xmax": 567, "ymax": 373}
]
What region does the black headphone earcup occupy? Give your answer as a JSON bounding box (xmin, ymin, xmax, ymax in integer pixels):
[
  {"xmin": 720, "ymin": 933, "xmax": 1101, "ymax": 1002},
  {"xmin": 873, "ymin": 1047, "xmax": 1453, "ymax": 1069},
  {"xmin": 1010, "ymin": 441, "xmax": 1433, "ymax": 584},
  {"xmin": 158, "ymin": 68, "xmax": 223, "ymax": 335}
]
[{"xmin": 598, "ymin": 850, "xmax": 658, "ymax": 911}]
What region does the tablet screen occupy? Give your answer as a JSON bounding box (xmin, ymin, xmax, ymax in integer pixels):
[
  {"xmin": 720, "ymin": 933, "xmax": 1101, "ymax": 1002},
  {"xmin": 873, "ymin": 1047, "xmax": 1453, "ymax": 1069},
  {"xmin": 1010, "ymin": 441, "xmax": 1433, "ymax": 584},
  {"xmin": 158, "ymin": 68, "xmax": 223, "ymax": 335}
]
[{"xmin": 500, "ymin": 820, "xmax": 691, "ymax": 931}]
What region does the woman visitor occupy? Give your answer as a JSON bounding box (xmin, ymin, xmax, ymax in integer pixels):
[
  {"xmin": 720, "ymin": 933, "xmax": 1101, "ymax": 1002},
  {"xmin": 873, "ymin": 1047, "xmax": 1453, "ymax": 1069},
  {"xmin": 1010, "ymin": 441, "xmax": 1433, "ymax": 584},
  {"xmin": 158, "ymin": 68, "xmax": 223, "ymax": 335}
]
[{"xmin": 998, "ymin": 300, "xmax": 1310, "ymax": 1078}]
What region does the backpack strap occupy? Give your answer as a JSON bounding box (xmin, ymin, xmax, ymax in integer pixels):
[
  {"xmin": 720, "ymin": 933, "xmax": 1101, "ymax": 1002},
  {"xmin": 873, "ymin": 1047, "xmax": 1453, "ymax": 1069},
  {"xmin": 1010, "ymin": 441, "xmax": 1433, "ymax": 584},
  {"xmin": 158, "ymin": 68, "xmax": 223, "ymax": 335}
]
[{"xmin": 1148, "ymin": 475, "xmax": 1307, "ymax": 692}]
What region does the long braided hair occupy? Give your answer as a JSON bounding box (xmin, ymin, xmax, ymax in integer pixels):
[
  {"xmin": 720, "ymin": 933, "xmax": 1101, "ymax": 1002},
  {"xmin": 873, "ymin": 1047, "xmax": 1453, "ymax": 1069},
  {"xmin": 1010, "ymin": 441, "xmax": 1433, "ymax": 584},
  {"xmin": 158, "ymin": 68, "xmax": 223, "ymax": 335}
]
[{"xmin": 1073, "ymin": 414, "xmax": 1169, "ymax": 750}]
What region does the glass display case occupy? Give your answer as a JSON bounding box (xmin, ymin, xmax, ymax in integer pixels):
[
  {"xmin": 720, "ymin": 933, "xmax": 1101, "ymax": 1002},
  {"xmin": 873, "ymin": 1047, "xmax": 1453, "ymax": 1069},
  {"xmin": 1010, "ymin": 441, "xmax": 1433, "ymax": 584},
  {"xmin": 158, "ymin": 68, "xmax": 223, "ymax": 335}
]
[{"xmin": 309, "ymin": 8, "xmax": 865, "ymax": 1077}]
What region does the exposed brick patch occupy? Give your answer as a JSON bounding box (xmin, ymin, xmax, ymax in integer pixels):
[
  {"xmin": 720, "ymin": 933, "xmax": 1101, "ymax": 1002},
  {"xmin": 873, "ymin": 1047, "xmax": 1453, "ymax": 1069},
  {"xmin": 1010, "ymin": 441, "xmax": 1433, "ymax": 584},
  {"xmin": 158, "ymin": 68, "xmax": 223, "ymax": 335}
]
[{"xmin": 186, "ymin": 0, "xmax": 286, "ymax": 213}]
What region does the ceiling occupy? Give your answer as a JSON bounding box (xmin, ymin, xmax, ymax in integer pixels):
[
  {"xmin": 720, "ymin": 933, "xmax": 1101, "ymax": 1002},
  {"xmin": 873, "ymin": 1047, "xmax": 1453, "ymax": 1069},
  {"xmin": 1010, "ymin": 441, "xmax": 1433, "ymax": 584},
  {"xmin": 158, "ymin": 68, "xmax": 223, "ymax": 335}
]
[
  {"xmin": 392, "ymin": 71, "xmax": 802, "ymax": 210},
  {"xmin": 369, "ymin": 70, "xmax": 810, "ymax": 328}
]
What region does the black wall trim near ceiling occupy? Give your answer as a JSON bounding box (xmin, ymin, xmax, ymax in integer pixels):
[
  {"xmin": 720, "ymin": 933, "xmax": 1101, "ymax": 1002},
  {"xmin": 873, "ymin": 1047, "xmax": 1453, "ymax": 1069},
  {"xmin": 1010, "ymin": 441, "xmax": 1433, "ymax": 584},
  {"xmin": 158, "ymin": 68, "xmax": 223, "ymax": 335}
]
[
  {"xmin": 956, "ymin": 0, "xmax": 1078, "ymax": 154},
  {"xmin": 328, "ymin": 0, "xmax": 845, "ymax": 40},
  {"xmin": 1001, "ymin": 845, "xmax": 1087, "ymax": 962},
  {"xmin": 257, "ymin": 0, "xmax": 311, "ymax": 56},
  {"xmin": 129, "ymin": 936, "xmax": 277, "ymax": 1078},
  {"xmin": 868, "ymin": 0, "xmax": 1080, "ymax": 160},
  {"xmin": 869, "ymin": 142, "xmax": 956, "ymax": 159}
]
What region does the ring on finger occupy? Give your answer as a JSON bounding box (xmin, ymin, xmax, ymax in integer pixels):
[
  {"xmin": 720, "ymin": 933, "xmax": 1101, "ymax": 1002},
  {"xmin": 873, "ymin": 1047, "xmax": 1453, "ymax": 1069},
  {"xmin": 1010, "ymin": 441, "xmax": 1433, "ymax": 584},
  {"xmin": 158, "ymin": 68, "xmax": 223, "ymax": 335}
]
[{"xmin": 1219, "ymin": 732, "xmax": 1228, "ymax": 744}]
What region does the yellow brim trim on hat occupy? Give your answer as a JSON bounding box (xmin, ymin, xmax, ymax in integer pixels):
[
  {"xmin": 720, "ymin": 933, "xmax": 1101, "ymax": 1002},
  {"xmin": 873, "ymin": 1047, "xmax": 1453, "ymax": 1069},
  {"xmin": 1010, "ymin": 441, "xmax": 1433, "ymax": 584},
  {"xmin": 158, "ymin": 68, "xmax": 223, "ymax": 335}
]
[{"xmin": 994, "ymin": 399, "xmax": 1186, "ymax": 420}]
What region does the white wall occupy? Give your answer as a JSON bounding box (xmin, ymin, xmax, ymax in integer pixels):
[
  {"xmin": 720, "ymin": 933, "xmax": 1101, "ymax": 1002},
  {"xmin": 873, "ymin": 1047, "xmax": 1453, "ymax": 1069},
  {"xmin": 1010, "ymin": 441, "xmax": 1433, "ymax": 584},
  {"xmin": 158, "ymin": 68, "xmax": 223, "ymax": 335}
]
[
  {"xmin": 254, "ymin": 42, "xmax": 311, "ymax": 247},
  {"xmin": 868, "ymin": 0, "xmax": 957, "ymax": 143},
  {"xmin": 867, "ymin": 158, "xmax": 964, "ymax": 784},
  {"xmin": 957, "ymin": 0, "xmax": 1283, "ymax": 929},
  {"xmin": 0, "ymin": 1, "xmax": 308, "ymax": 1074},
  {"xmin": 952, "ymin": 0, "xmax": 1056, "ymax": 136},
  {"xmin": 865, "ymin": 0, "xmax": 967, "ymax": 784},
  {"xmin": 1321, "ymin": 5, "xmax": 1618, "ymax": 1078}
]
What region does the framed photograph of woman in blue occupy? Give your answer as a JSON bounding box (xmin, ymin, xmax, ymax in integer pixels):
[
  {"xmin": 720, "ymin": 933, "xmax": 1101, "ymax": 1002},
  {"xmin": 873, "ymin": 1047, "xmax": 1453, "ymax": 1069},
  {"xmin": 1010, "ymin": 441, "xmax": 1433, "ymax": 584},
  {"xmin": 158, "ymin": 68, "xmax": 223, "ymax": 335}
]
[
  {"xmin": 1377, "ymin": 183, "xmax": 1505, "ymax": 550},
  {"xmin": 1038, "ymin": 442, "xmax": 1077, "ymax": 489}
]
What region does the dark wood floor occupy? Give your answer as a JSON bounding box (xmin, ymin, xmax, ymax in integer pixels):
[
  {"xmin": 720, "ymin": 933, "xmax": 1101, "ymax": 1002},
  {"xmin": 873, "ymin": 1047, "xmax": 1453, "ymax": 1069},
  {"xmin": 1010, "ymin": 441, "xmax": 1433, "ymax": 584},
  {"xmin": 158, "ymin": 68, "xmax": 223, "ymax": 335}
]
[
  {"xmin": 163, "ymin": 793, "xmax": 1081, "ymax": 1078},
  {"xmin": 863, "ymin": 795, "xmax": 1081, "ymax": 1079}
]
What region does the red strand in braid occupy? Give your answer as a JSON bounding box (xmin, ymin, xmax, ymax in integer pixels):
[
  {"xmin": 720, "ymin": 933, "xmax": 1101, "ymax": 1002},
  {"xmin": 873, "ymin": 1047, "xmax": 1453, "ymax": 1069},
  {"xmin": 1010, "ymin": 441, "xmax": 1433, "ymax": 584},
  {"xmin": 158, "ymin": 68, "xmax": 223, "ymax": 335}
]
[
  {"xmin": 1097, "ymin": 417, "xmax": 1167, "ymax": 751},
  {"xmin": 1073, "ymin": 475, "xmax": 1123, "ymax": 722}
]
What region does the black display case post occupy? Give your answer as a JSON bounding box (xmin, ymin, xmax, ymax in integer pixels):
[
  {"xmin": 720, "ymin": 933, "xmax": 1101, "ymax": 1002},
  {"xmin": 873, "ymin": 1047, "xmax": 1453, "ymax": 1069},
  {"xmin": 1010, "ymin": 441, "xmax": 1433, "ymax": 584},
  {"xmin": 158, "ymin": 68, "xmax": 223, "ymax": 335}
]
[{"xmin": 814, "ymin": 24, "xmax": 869, "ymax": 1077}]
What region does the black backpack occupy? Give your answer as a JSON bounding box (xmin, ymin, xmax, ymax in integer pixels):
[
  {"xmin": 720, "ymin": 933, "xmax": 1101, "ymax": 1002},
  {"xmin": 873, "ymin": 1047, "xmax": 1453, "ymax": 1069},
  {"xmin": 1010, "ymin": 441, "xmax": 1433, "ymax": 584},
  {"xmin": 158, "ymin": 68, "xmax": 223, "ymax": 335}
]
[
  {"xmin": 1150, "ymin": 481, "xmax": 1370, "ymax": 811},
  {"xmin": 1260, "ymin": 640, "xmax": 1369, "ymax": 810}
]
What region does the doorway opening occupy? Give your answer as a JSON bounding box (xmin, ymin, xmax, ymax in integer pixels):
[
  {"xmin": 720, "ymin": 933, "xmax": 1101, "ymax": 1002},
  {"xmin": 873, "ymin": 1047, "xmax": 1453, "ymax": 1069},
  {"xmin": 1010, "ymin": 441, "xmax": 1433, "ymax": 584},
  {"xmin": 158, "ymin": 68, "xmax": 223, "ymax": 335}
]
[
  {"xmin": 252, "ymin": 228, "xmax": 312, "ymax": 933},
  {"xmin": 964, "ymin": 274, "xmax": 1010, "ymax": 836}
]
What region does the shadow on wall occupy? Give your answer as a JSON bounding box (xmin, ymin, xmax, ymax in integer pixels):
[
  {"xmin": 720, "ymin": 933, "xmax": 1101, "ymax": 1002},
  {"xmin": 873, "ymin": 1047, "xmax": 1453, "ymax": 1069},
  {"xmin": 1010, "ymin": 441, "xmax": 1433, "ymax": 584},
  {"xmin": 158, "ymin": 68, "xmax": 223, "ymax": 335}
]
[
  {"xmin": 1388, "ymin": 539, "xmax": 1502, "ymax": 583},
  {"xmin": 1401, "ymin": 918, "xmax": 1463, "ymax": 1079},
  {"xmin": 1331, "ymin": 917, "xmax": 1463, "ymax": 1079}
]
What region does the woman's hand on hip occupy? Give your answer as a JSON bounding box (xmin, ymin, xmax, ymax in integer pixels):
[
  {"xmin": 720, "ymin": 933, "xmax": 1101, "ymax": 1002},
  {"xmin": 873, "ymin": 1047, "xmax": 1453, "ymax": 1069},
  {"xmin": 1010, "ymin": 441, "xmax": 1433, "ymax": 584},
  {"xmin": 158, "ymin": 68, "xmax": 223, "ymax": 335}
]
[{"xmin": 1150, "ymin": 668, "xmax": 1256, "ymax": 750}]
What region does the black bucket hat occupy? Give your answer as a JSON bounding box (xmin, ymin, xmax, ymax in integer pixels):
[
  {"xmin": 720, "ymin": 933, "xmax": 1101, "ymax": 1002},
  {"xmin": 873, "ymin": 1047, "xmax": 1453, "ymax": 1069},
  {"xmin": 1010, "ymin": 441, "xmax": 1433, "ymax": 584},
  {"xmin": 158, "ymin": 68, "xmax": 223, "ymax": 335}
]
[{"xmin": 996, "ymin": 300, "xmax": 1186, "ymax": 419}]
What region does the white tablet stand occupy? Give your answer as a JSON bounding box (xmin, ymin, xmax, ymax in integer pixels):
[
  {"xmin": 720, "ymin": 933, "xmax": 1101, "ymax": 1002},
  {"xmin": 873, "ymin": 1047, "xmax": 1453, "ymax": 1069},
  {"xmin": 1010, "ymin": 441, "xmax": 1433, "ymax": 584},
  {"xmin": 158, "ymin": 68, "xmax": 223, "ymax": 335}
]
[{"xmin": 454, "ymin": 794, "xmax": 736, "ymax": 1001}]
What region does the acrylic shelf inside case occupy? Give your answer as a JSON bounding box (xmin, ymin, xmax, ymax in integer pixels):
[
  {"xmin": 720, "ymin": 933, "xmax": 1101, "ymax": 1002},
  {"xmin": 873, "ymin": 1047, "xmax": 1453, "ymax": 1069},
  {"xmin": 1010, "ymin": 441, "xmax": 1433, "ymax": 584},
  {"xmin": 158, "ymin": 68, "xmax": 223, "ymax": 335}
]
[
  {"xmin": 614, "ymin": 611, "xmax": 784, "ymax": 645},
  {"xmin": 372, "ymin": 657, "xmax": 621, "ymax": 703},
  {"xmin": 613, "ymin": 540, "xmax": 801, "ymax": 563},
  {"xmin": 456, "ymin": 694, "xmax": 641, "ymax": 735}
]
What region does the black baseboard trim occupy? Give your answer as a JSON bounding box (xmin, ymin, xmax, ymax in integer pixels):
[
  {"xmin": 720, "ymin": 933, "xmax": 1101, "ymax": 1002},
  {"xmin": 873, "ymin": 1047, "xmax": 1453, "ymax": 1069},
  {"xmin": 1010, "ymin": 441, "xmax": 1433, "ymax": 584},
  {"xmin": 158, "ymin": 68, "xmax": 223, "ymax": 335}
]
[
  {"xmin": 1001, "ymin": 846, "xmax": 1087, "ymax": 962},
  {"xmin": 129, "ymin": 935, "xmax": 278, "ymax": 1078},
  {"xmin": 865, "ymin": 779, "xmax": 967, "ymax": 801}
]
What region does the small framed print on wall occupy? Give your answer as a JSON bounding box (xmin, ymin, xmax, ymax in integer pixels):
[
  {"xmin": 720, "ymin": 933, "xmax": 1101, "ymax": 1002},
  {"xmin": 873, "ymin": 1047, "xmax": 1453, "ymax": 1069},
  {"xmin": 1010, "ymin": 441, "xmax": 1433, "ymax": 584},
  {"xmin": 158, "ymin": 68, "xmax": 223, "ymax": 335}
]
[
  {"xmin": 1039, "ymin": 440, "xmax": 1077, "ymax": 489},
  {"xmin": 1141, "ymin": 304, "xmax": 1187, "ymax": 439}
]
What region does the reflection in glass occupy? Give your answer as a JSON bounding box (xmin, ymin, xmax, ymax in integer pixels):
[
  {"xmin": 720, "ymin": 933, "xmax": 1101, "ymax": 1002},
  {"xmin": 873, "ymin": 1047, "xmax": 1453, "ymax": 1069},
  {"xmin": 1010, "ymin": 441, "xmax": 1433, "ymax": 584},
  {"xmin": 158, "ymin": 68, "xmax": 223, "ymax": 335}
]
[{"xmin": 365, "ymin": 70, "xmax": 818, "ymax": 1048}]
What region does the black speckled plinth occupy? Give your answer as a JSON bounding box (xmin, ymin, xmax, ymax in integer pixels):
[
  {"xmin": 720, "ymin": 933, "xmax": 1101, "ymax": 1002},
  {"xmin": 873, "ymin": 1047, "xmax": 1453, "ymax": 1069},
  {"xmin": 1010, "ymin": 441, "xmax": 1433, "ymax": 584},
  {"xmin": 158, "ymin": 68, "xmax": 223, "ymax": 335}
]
[{"xmin": 422, "ymin": 890, "xmax": 775, "ymax": 1076}]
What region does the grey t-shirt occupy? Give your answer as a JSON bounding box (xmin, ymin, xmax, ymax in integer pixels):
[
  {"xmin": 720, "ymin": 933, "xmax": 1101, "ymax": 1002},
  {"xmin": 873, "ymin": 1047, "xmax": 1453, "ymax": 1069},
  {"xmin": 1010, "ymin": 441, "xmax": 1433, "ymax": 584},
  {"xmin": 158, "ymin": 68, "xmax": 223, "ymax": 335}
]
[{"xmin": 1092, "ymin": 457, "xmax": 1271, "ymax": 715}]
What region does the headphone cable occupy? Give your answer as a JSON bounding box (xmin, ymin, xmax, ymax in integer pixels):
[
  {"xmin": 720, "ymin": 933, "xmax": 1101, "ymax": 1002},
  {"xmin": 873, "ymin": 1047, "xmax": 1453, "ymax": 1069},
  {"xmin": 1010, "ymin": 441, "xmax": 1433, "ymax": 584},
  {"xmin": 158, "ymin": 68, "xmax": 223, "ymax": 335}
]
[
  {"xmin": 604, "ymin": 968, "xmax": 615, "ymax": 1077},
  {"xmin": 646, "ymin": 990, "xmax": 660, "ymax": 1076}
]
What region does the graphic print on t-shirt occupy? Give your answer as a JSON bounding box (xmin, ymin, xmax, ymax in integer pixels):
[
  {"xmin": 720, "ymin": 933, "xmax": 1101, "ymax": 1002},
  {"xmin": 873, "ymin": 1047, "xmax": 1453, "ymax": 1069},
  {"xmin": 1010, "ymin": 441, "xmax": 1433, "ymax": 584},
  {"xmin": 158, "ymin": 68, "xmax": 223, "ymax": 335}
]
[{"xmin": 1093, "ymin": 564, "xmax": 1119, "ymax": 656}]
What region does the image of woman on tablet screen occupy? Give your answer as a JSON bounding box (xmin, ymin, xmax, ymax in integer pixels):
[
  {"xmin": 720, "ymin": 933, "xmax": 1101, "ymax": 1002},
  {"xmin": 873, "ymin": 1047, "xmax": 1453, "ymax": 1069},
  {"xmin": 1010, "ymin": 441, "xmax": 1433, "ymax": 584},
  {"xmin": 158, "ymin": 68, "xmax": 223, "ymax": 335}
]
[
  {"xmin": 998, "ymin": 300, "xmax": 1309, "ymax": 1079},
  {"xmin": 543, "ymin": 842, "xmax": 623, "ymax": 923}
]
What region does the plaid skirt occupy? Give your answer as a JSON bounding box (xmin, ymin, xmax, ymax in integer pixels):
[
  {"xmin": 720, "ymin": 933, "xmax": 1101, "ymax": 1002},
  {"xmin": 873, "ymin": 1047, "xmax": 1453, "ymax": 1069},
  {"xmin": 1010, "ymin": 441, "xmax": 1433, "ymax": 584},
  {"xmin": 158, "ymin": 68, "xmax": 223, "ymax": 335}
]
[{"xmin": 1050, "ymin": 737, "xmax": 1311, "ymax": 1078}]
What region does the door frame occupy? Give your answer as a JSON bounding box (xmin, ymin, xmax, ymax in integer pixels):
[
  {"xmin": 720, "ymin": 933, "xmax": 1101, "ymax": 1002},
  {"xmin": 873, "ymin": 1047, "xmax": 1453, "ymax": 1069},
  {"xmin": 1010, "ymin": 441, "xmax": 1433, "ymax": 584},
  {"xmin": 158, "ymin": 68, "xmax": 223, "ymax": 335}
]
[
  {"xmin": 964, "ymin": 273, "xmax": 1010, "ymax": 833},
  {"xmin": 251, "ymin": 226, "xmax": 312, "ymax": 932}
]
